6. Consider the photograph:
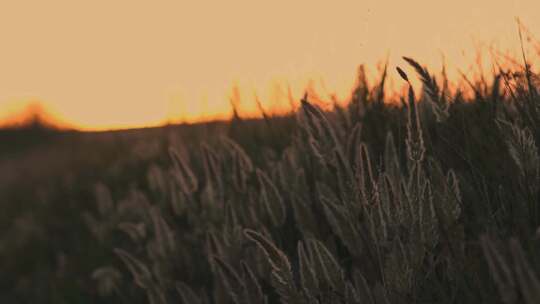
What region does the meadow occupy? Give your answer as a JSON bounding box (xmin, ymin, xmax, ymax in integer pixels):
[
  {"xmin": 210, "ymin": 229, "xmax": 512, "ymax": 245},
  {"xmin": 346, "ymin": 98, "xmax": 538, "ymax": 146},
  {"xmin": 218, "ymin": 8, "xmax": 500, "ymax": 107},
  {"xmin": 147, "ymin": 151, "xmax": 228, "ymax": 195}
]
[{"xmin": 2, "ymin": 47, "xmax": 540, "ymax": 304}]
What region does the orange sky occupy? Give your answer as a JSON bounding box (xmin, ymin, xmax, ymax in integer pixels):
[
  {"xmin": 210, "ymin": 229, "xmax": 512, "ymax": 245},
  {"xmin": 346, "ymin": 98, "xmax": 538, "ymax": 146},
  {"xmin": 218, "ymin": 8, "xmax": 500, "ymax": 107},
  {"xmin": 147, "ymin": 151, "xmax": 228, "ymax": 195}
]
[{"xmin": 0, "ymin": 0, "xmax": 538, "ymax": 130}]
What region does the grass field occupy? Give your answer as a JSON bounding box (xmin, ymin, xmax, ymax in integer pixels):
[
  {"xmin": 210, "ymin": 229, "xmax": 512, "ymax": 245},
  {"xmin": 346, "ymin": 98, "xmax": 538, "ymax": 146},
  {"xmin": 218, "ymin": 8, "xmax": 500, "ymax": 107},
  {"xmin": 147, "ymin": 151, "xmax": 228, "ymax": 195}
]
[{"xmin": 2, "ymin": 52, "xmax": 540, "ymax": 304}]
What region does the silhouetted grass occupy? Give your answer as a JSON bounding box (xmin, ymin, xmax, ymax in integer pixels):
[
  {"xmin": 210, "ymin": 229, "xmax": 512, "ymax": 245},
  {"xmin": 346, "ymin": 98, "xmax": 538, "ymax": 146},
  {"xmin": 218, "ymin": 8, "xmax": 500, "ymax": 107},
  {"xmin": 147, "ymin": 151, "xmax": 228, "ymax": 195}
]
[{"xmin": 2, "ymin": 43, "xmax": 540, "ymax": 304}]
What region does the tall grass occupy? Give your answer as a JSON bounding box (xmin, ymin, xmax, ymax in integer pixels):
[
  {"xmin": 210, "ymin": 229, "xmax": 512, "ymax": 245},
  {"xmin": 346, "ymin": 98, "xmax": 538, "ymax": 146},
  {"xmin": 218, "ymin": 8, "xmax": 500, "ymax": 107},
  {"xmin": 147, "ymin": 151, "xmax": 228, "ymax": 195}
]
[
  {"xmin": 70, "ymin": 45, "xmax": 540, "ymax": 304},
  {"xmin": 2, "ymin": 41, "xmax": 540, "ymax": 303}
]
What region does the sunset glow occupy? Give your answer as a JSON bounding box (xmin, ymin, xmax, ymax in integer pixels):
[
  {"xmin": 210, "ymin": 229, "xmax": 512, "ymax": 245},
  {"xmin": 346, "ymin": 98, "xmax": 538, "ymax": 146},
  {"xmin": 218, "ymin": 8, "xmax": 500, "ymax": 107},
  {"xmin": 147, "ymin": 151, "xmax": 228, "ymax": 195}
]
[{"xmin": 0, "ymin": 0, "xmax": 539, "ymax": 130}]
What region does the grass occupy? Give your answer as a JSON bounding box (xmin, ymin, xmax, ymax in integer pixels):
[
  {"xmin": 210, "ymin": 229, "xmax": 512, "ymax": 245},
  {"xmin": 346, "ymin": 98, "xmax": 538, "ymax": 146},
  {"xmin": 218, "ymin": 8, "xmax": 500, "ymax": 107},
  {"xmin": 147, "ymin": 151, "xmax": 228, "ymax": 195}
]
[{"xmin": 1, "ymin": 42, "xmax": 540, "ymax": 303}]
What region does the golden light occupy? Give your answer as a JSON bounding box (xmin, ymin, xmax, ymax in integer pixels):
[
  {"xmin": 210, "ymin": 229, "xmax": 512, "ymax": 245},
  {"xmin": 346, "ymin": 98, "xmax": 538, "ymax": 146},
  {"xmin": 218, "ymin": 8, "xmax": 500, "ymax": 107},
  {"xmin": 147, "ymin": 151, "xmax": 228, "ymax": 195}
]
[{"xmin": 0, "ymin": 0, "xmax": 538, "ymax": 130}]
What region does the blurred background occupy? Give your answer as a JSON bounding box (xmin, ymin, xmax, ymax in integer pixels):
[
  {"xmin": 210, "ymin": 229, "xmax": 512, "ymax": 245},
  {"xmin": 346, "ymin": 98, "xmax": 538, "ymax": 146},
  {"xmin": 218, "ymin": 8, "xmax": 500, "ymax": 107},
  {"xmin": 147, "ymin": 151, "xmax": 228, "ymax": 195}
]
[{"xmin": 0, "ymin": 0, "xmax": 538, "ymax": 130}]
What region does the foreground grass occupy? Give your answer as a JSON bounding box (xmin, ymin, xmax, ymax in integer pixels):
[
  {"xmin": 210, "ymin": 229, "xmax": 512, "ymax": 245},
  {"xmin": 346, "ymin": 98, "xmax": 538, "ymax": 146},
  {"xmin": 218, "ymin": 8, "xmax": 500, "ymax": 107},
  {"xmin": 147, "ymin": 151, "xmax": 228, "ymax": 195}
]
[{"xmin": 2, "ymin": 52, "xmax": 540, "ymax": 304}]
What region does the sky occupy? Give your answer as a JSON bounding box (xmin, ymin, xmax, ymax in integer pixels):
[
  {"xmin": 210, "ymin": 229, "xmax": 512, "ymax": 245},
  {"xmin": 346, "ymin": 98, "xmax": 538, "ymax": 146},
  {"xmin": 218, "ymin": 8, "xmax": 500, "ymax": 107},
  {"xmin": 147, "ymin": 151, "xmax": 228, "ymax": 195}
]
[{"xmin": 0, "ymin": 0, "xmax": 538, "ymax": 130}]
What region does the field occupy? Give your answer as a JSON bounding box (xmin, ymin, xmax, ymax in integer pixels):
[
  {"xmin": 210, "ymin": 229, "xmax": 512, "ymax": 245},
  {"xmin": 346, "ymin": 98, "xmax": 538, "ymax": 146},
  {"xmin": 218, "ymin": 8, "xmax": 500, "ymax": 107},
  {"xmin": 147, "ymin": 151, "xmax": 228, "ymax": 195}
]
[{"xmin": 2, "ymin": 53, "xmax": 540, "ymax": 304}]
